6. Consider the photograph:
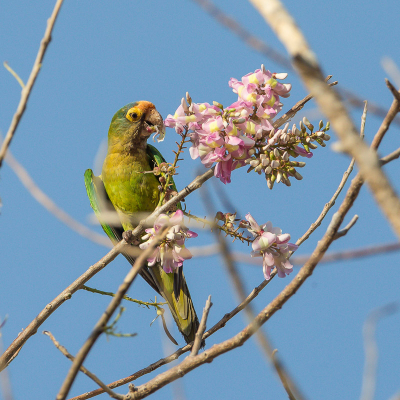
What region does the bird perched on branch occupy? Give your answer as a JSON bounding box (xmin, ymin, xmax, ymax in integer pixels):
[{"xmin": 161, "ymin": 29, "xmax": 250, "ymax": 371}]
[{"xmin": 84, "ymin": 101, "xmax": 199, "ymax": 344}]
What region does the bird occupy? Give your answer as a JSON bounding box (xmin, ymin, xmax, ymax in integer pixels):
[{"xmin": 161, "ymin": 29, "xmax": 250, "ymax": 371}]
[{"xmin": 84, "ymin": 101, "xmax": 200, "ymax": 344}]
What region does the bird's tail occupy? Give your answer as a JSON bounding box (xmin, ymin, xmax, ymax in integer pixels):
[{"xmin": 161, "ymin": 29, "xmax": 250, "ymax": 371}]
[{"xmin": 149, "ymin": 266, "xmax": 200, "ymax": 345}]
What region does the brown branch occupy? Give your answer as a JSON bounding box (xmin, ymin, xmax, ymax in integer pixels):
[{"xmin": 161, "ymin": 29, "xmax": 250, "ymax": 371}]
[
  {"xmin": 190, "ymin": 296, "xmax": 212, "ymax": 357},
  {"xmin": 273, "ymin": 79, "xmax": 338, "ymax": 130},
  {"xmin": 291, "ymin": 241, "xmax": 400, "ymax": 266},
  {"xmin": 43, "ymin": 331, "xmax": 124, "ymax": 400},
  {"xmin": 0, "ymin": 239, "xmax": 126, "ymax": 372},
  {"xmin": 333, "ymin": 214, "xmax": 358, "ymax": 240},
  {"xmin": 0, "ymin": 168, "xmax": 215, "ymax": 372},
  {"xmin": 249, "ymin": 0, "xmax": 400, "ymax": 239},
  {"xmin": 5, "ymin": 149, "xmax": 111, "ymax": 247},
  {"xmin": 200, "ymin": 184, "xmax": 304, "ymax": 400},
  {"xmin": 56, "ymin": 227, "xmax": 169, "ymax": 400},
  {"xmin": 125, "ymin": 190, "xmax": 358, "ymax": 399},
  {"xmin": 0, "ymin": 0, "xmax": 64, "ymax": 168},
  {"xmin": 68, "ymin": 277, "xmax": 273, "ymax": 400},
  {"xmin": 191, "ymin": 0, "xmax": 400, "ymax": 126}
]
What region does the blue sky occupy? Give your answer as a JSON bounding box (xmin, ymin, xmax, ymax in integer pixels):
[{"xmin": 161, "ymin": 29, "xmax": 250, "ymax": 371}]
[{"xmin": 1, "ymin": 0, "xmax": 400, "ymax": 399}]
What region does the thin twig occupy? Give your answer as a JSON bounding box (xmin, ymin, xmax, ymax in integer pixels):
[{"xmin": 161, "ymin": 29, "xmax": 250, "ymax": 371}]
[
  {"xmin": 43, "ymin": 331, "xmax": 124, "ymax": 400},
  {"xmin": 385, "ymin": 79, "xmax": 400, "ymax": 103},
  {"xmin": 190, "ymin": 296, "xmax": 212, "ymax": 357},
  {"xmin": 360, "ymin": 303, "xmax": 399, "ymax": 400},
  {"xmin": 81, "ymin": 286, "xmax": 167, "ymax": 309},
  {"xmin": 0, "ymin": 0, "xmax": 64, "ymax": 168},
  {"xmin": 273, "ymin": 79, "xmax": 338, "ymax": 130},
  {"xmin": 333, "ymin": 214, "xmax": 358, "ymax": 240},
  {"xmin": 4, "ymin": 150, "xmax": 111, "ymax": 247},
  {"xmin": 56, "ymin": 227, "xmax": 169, "ymax": 400}
]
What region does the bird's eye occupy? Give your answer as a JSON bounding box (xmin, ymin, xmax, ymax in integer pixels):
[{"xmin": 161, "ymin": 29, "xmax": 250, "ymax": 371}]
[{"xmin": 126, "ymin": 107, "xmax": 142, "ymax": 122}]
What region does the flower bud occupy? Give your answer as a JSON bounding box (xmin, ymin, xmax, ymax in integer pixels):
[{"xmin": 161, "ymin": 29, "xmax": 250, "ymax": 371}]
[
  {"xmin": 181, "ymin": 98, "xmax": 189, "ymax": 113},
  {"xmin": 294, "ymin": 171, "xmax": 303, "ymax": 180},
  {"xmin": 213, "ymin": 101, "xmax": 223, "ymax": 109},
  {"xmin": 271, "ymin": 160, "xmax": 280, "ymax": 168},
  {"xmin": 249, "ymin": 159, "xmax": 260, "ymax": 167},
  {"xmin": 282, "ymin": 151, "xmax": 289, "ymax": 161},
  {"xmin": 283, "ymin": 177, "xmax": 291, "ymax": 186},
  {"xmin": 233, "ymin": 118, "xmax": 246, "ymax": 124},
  {"xmin": 323, "ymin": 134, "xmax": 331, "ymax": 141},
  {"xmin": 262, "ymin": 157, "xmax": 270, "ymax": 167},
  {"xmin": 308, "ymin": 142, "xmax": 318, "ymax": 149},
  {"xmin": 264, "ymin": 166, "xmax": 272, "ymax": 174},
  {"xmin": 266, "ymin": 176, "xmax": 274, "ymax": 190},
  {"xmin": 273, "ymin": 148, "xmax": 280, "ymax": 158},
  {"xmin": 324, "ymin": 121, "xmax": 330, "ymax": 131},
  {"xmin": 215, "ymin": 211, "xmax": 224, "ymax": 221},
  {"xmin": 319, "ymin": 120, "xmax": 324, "ymax": 129},
  {"xmin": 274, "ymin": 72, "xmax": 288, "ymax": 80},
  {"xmin": 302, "ymin": 116, "xmax": 314, "ymax": 131},
  {"xmin": 276, "ymin": 170, "xmax": 282, "ymax": 183},
  {"xmin": 255, "ymin": 164, "xmax": 263, "ymax": 173},
  {"xmin": 248, "ymin": 148, "xmax": 256, "ymax": 156},
  {"xmin": 299, "ymin": 120, "xmax": 306, "ymax": 133},
  {"xmin": 186, "ymin": 92, "xmax": 192, "ymax": 105}
]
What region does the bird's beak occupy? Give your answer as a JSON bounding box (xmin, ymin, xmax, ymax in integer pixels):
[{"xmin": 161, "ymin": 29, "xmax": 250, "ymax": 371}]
[{"xmin": 143, "ymin": 108, "xmax": 165, "ymax": 142}]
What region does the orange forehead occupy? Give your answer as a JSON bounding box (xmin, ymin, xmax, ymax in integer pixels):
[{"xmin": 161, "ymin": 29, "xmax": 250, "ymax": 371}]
[{"xmin": 136, "ymin": 101, "xmax": 155, "ymax": 113}]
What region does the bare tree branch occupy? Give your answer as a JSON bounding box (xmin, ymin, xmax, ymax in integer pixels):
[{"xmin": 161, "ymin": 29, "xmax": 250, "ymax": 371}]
[
  {"xmin": 333, "ymin": 214, "xmax": 358, "ymax": 240},
  {"xmin": 191, "ymin": 0, "xmax": 400, "ymax": 126},
  {"xmin": 56, "ymin": 227, "xmax": 169, "ymax": 400},
  {"xmin": 4, "ymin": 149, "xmax": 111, "ymax": 247},
  {"xmin": 190, "ymin": 296, "xmax": 212, "ymax": 357},
  {"xmin": 249, "ymin": 0, "xmax": 400, "ymax": 239},
  {"xmin": 43, "ymin": 331, "xmax": 124, "ymax": 400},
  {"xmin": 0, "ymin": 0, "xmax": 64, "ymax": 168},
  {"xmin": 360, "ymin": 303, "xmax": 399, "ymax": 400}
]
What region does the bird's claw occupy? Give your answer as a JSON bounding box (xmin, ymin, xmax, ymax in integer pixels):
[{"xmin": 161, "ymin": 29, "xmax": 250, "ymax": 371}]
[{"xmin": 122, "ymin": 231, "xmax": 140, "ymax": 245}]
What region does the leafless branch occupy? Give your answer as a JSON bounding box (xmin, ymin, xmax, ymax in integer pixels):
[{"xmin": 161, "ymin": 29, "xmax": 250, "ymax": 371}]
[
  {"xmin": 200, "ymin": 184, "xmax": 304, "ymax": 400},
  {"xmin": 4, "ymin": 149, "xmax": 111, "ymax": 247},
  {"xmin": 0, "ymin": 0, "xmax": 64, "ymax": 168},
  {"xmin": 68, "ymin": 277, "xmax": 274, "ymax": 400},
  {"xmin": 43, "ymin": 331, "xmax": 124, "ymax": 400},
  {"xmin": 191, "ymin": 0, "xmax": 400, "ymax": 126},
  {"xmin": 0, "ymin": 168, "xmax": 215, "ymax": 372},
  {"xmin": 360, "ymin": 303, "xmax": 399, "ymax": 400},
  {"xmin": 249, "ymin": 0, "xmax": 400, "ymax": 239},
  {"xmin": 333, "ymin": 214, "xmax": 358, "ymax": 240},
  {"xmin": 0, "ymin": 239, "xmax": 126, "ymax": 372},
  {"xmin": 56, "ymin": 227, "xmax": 169, "ymax": 400},
  {"xmin": 124, "ymin": 186, "xmax": 362, "ymax": 399},
  {"xmin": 190, "ymin": 296, "xmax": 212, "ymax": 357}
]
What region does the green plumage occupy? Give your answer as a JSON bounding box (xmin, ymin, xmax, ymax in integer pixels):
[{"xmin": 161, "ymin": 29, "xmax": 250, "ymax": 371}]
[{"xmin": 84, "ymin": 101, "xmax": 199, "ymax": 344}]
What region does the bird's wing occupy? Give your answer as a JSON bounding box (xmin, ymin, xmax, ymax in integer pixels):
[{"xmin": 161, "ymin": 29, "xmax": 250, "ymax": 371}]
[{"xmin": 84, "ymin": 169, "xmax": 160, "ymax": 293}]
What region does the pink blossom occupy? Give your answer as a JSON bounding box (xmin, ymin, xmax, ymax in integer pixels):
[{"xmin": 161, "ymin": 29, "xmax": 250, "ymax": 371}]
[
  {"xmin": 245, "ymin": 213, "xmax": 298, "ymax": 280},
  {"xmin": 293, "ymin": 145, "xmax": 313, "ymax": 158},
  {"xmin": 139, "ymin": 210, "xmax": 197, "ymax": 274}
]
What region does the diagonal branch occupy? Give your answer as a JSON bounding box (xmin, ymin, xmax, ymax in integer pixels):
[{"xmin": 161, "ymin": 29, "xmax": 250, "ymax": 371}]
[
  {"xmin": 249, "ymin": 0, "xmax": 400, "ymax": 239},
  {"xmin": 43, "ymin": 331, "xmax": 124, "ymax": 400},
  {"xmin": 0, "ymin": 0, "xmax": 64, "ymax": 168},
  {"xmin": 56, "ymin": 227, "xmax": 170, "ymax": 400}
]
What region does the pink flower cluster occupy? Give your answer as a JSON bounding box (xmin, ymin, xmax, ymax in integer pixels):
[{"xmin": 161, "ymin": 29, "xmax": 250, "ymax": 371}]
[
  {"xmin": 245, "ymin": 213, "xmax": 298, "ymax": 280},
  {"xmin": 165, "ymin": 65, "xmax": 291, "ymax": 184},
  {"xmin": 139, "ymin": 210, "xmax": 197, "ymax": 273}
]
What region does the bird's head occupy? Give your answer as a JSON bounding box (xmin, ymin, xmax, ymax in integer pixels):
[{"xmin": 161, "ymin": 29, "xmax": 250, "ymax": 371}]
[{"xmin": 107, "ymin": 101, "xmax": 165, "ymax": 151}]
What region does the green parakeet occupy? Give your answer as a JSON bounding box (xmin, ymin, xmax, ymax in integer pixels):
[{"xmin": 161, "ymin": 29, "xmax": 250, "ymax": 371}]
[{"xmin": 84, "ymin": 101, "xmax": 200, "ymax": 344}]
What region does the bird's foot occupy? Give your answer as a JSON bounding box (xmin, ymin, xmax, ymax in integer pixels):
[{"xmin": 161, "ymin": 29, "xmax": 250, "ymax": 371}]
[{"xmin": 122, "ymin": 230, "xmax": 141, "ymax": 245}]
